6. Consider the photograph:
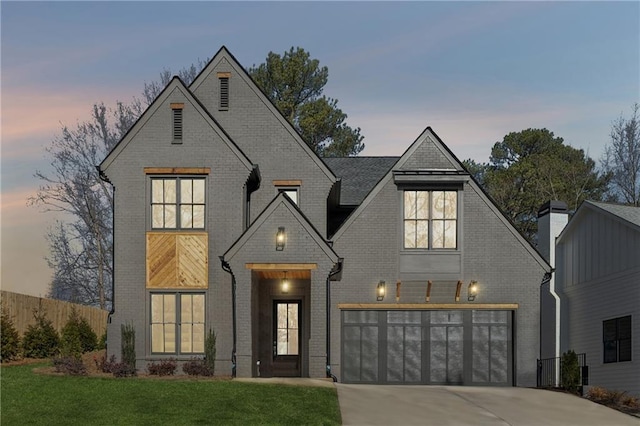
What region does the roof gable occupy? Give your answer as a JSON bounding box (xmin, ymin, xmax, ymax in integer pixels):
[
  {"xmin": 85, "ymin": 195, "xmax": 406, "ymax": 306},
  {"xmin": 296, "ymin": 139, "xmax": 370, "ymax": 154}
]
[
  {"xmin": 189, "ymin": 46, "xmax": 336, "ymax": 183},
  {"xmin": 332, "ymin": 127, "xmax": 550, "ymax": 271},
  {"xmin": 224, "ymin": 192, "xmax": 339, "ymax": 263},
  {"xmin": 558, "ymin": 200, "xmax": 640, "ymax": 243},
  {"xmin": 99, "ymin": 76, "xmax": 253, "ymax": 174}
]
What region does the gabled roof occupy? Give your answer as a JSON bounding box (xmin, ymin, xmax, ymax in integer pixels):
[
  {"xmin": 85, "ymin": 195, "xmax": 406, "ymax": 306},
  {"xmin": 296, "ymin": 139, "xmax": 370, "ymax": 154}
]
[
  {"xmin": 224, "ymin": 191, "xmax": 339, "ymax": 263},
  {"xmin": 99, "ymin": 76, "xmax": 254, "ymax": 174},
  {"xmin": 558, "ymin": 200, "xmax": 640, "ymax": 243},
  {"xmin": 323, "ymin": 157, "xmax": 399, "ymax": 206},
  {"xmin": 331, "ymin": 126, "xmax": 551, "ymax": 272},
  {"xmin": 189, "ymin": 46, "xmax": 336, "ymax": 183}
]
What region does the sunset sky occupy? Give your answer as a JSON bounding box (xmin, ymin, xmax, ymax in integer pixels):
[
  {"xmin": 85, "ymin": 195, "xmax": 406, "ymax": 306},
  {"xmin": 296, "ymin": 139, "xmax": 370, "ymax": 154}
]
[{"xmin": 1, "ymin": 1, "xmax": 638, "ymax": 299}]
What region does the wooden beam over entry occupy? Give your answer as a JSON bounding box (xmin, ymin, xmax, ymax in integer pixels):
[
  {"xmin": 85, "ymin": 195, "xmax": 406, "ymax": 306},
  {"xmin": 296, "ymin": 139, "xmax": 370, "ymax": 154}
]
[
  {"xmin": 246, "ymin": 263, "xmax": 317, "ymax": 280},
  {"xmin": 338, "ymin": 303, "xmax": 519, "ymax": 310}
]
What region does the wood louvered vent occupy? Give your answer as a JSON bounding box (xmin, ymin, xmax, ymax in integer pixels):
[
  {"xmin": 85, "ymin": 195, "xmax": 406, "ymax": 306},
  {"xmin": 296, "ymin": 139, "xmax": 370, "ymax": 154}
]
[
  {"xmin": 219, "ymin": 77, "xmax": 229, "ymax": 110},
  {"xmin": 172, "ymin": 107, "xmax": 183, "ymax": 141}
]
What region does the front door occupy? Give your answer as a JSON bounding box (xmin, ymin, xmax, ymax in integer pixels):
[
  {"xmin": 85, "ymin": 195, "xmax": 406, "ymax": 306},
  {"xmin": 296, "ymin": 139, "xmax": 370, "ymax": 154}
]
[{"xmin": 272, "ymin": 301, "xmax": 301, "ymax": 377}]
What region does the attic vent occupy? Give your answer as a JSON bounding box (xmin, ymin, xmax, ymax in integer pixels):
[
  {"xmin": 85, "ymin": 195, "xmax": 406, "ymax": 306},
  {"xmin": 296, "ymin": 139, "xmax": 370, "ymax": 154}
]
[
  {"xmin": 171, "ymin": 104, "xmax": 184, "ymax": 143},
  {"xmin": 218, "ymin": 72, "xmax": 230, "ymax": 110}
]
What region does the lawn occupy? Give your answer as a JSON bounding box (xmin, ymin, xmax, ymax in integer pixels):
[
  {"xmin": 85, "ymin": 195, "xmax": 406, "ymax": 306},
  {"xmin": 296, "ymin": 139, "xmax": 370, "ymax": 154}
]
[{"xmin": 1, "ymin": 364, "xmax": 342, "ymax": 425}]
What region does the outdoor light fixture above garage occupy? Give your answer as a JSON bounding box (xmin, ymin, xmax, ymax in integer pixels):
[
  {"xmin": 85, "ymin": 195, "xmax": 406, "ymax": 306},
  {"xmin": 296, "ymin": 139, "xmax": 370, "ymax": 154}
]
[
  {"xmin": 468, "ymin": 280, "xmax": 479, "ymax": 301},
  {"xmin": 276, "ymin": 227, "xmax": 286, "ymax": 251},
  {"xmin": 376, "ymin": 280, "xmax": 386, "ymax": 301}
]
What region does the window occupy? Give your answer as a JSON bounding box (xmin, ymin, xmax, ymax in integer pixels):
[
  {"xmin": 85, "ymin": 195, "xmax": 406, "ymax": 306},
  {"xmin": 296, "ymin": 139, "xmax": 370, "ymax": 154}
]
[
  {"xmin": 404, "ymin": 190, "xmax": 457, "ymax": 249},
  {"xmin": 151, "ymin": 178, "xmax": 205, "ymax": 229},
  {"xmin": 278, "ymin": 188, "xmax": 298, "ymax": 205},
  {"xmin": 603, "ymin": 316, "xmax": 631, "ymax": 363},
  {"xmin": 151, "ymin": 293, "xmax": 205, "ymax": 354},
  {"xmin": 276, "ymin": 302, "xmax": 299, "ymax": 355}
]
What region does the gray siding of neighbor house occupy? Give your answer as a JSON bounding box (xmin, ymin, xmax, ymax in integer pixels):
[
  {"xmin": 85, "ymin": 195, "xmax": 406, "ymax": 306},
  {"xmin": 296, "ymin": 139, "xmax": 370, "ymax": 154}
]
[
  {"xmin": 331, "ymin": 132, "xmax": 548, "ymax": 387},
  {"xmin": 190, "ymin": 51, "xmax": 335, "ymax": 235},
  {"xmin": 556, "ymin": 206, "xmax": 640, "ymax": 396},
  {"xmin": 102, "ymin": 82, "xmax": 252, "ymax": 372}
]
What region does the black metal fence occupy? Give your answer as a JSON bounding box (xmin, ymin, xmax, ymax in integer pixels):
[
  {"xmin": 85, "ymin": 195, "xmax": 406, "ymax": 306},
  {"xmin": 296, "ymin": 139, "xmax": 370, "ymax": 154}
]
[{"xmin": 537, "ymin": 353, "xmax": 588, "ymax": 392}]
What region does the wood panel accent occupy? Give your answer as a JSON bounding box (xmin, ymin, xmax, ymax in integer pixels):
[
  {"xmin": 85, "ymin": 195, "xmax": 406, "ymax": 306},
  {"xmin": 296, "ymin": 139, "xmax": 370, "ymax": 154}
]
[
  {"xmin": 144, "ymin": 167, "xmax": 211, "ymax": 175},
  {"xmin": 170, "ymin": 103, "xmax": 185, "ymax": 109},
  {"xmin": 217, "ymin": 72, "xmax": 231, "ymax": 78},
  {"xmin": 147, "ymin": 232, "xmax": 208, "ymax": 288},
  {"xmin": 338, "ymin": 303, "xmax": 519, "ymax": 310},
  {"xmin": 258, "ymin": 270, "xmax": 310, "ymax": 280},
  {"xmin": 273, "ymin": 180, "xmax": 302, "ymax": 186}
]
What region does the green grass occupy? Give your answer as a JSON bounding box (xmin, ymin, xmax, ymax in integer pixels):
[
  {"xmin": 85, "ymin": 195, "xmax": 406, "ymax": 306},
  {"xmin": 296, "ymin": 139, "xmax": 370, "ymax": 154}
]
[{"xmin": 1, "ymin": 364, "xmax": 342, "ymax": 425}]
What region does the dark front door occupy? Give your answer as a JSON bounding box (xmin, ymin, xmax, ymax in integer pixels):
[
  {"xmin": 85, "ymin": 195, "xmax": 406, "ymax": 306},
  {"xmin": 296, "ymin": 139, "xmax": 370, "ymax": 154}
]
[{"xmin": 272, "ymin": 301, "xmax": 301, "ymax": 377}]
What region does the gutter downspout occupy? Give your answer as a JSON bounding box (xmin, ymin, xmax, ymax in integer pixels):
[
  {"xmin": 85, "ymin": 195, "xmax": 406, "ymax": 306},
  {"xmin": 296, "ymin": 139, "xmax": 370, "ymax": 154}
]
[
  {"xmin": 326, "ymin": 258, "xmax": 343, "ymax": 382},
  {"xmin": 96, "ymin": 166, "xmax": 115, "ymax": 321},
  {"xmin": 220, "ymin": 256, "xmax": 237, "ymax": 378}
]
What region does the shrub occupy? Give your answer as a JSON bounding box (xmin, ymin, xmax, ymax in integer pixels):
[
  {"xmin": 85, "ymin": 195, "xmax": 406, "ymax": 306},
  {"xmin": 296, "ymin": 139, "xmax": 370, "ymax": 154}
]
[
  {"xmin": 61, "ymin": 308, "xmax": 97, "ymax": 354},
  {"xmin": 147, "ymin": 359, "xmax": 177, "ymax": 376},
  {"xmin": 587, "ymin": 386, "xmax": 640, "ymax": 413},
  {"xmin": 204, "ymin": 328, "xmax": 216, "ymax": 375},
  {"xmin": 121, "ymin": 323, "xmax": 136, "ymax": 370},
  {"xmin": 111, "ymin": 362, "xmax": 137, "ymax": 378},
  {"xmin": 183, "ymin": 358, "xmax": 213, "ymax": 376},
  {"xmin": 94, "ymin": 353, "xmax": 118, "ymax": 373},
  {"xmin": 53, "ymin": 355, "xmax": 87, "ymax": 376},
  {"xmin": 22, "ymin": 309, "xmax": 59, "ymax": 358},
  {"xmin": 97, "ymin": 330, "xmax": 107, "ymax": 350},
  {"xmin": 1, "ymin": 310, "xmax": 21, "ymax": 362},
  {"xmin": 561, "ymin": 350, "xmax": 580, "ymax": 393}
]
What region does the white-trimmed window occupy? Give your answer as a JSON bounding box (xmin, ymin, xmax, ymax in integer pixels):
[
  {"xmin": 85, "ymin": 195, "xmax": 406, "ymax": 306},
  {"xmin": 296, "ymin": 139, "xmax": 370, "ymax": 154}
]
[
  {"xmin": 278, "ymin": 187, "xmax": 299, "ymax": 205},
  {"xmin": 151, "ymin": 177, "xmax": 205, "ymax": 229},
  {"xmin": 404, "ymin": 190, "xmax": 457, "ymax": 249},
  {"xmin": 151, "ymin": 293, "xmax": 205, "ymax": 354}
]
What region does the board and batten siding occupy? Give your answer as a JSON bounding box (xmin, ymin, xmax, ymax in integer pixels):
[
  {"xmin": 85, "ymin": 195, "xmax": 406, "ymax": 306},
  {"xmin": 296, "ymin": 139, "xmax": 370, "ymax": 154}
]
[{"xmin": 556, "ymin": 206, "xmax": 640, "ymax": 396}]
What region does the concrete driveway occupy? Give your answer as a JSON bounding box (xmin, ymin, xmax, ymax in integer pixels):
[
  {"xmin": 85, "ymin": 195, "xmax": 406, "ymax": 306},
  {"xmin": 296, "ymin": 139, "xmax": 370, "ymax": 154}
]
[{"xmin": 336, "ymin": 384, "xmax": 640, "ymax": 426}]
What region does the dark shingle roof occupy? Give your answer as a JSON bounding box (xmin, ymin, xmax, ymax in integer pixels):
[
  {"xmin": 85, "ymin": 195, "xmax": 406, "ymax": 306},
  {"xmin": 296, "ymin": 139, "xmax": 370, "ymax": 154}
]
[
  {"xmin": 588, "ymin": 201, "xmax": 640, "ymax": 228},
  {"xmin": 323, "ymin": 157, "xmax": 399, "ymax": 206}
]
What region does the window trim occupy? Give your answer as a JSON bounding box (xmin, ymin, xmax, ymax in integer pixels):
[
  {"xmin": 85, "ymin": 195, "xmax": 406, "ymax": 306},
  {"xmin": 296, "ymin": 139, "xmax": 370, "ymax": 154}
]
[
  {"xmin": 150, "ymin": 292, "xmax": 206, "ymax": 356},
  {"xmin": 150, "ymin": 176, "xmax": 206, "ymax": 230},
  {"xmin": 402, "ymin": 189, "xmax": 458, "ymax": 250}
]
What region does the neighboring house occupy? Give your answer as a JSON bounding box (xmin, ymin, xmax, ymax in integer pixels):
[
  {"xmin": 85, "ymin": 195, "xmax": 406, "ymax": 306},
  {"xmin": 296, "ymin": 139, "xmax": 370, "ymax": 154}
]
[
  {"xmin": 541, "ymin": 201, "xmax": 640, "ymax": 396},
  {"xmin": 98, "ymin": 46, "xmax": 550, "ymax": 386}
]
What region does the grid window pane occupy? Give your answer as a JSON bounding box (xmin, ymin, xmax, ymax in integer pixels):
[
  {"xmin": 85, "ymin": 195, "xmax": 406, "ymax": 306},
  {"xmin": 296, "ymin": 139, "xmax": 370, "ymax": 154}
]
[
  {"xmin": 276, "ymin": 303, "xmax": 299, "ymax": 355},
  {"xmin": 403, "ymin": 190, "xmax": 457, "ymax": 250},
  {"xmin": 181, "ymin": 179, "xmax": 193, "ymax": 203},
  {"xmin": 181, "ymin": 205, "xmax": 193, "ymax": 228},
  {"xmin": 404, "ymin": 192, "xmax": 416, "ymax": 219},
  {"xmin": 164, "ymin": 180, "xmax": 176, "ymax": 203},
  {"xmin": 193, "ymin": 180, "xmax": 205, "ymax": 204},
  {"xmin": 416, "ymin": 192, "xmax": 429, "ymax": 219},
  {"xmin": 150, "ymin": 178, "xmax": 205, "ymax": 229},
  {"xmin": 151, "ymin": 293, "xmax": 204, "ymax": 355}
]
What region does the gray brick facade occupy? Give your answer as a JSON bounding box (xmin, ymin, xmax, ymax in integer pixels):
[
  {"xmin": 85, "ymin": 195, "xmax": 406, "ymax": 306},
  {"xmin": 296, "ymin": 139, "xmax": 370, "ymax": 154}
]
[{"xmin": 100, "ymin": 47, "xmax": 549, "ymax": 386}]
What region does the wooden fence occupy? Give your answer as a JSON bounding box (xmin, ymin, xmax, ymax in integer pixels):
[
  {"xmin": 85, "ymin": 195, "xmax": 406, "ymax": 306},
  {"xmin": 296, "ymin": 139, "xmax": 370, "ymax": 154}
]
[{"xmin": 1, "ymin": 291, "xmax": 108, "ymax": 337}]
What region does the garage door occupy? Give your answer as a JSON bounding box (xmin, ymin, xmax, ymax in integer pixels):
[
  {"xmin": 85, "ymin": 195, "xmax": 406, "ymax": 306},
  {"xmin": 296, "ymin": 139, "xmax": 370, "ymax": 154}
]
[{"xmin": 341, "ymin": 310, "xmax": 513, "ymax": 385}]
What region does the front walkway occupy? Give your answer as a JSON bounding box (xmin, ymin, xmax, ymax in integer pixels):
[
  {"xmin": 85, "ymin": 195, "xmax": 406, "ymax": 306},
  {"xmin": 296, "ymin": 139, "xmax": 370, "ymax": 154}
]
[{"xmin": 336, "ymin": 384, "xmax": 640, "ymax": 426}]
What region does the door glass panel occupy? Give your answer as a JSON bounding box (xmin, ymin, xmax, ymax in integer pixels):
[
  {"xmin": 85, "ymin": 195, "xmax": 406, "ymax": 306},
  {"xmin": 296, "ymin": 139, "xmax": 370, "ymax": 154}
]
[{"xmin": 276, "ymin": 302, "xmax": 299, "ymax": 355}]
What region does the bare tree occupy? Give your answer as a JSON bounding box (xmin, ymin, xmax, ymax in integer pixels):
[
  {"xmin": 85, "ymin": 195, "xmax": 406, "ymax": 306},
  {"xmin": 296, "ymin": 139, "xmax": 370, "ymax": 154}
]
[
  {"xmin": 31, "ymin": 61, "xmax": 206, "ymax": 309},
  {"xmin": 602, "ymin": 103, "xmax": 640, "ymax": 206}
]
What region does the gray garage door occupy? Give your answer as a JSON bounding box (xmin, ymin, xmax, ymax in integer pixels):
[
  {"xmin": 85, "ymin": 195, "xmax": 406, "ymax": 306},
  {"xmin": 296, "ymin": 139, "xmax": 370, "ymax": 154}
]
[{"xmin": 341, "ymin": 310, "xmax": 513, "ymax": 385}]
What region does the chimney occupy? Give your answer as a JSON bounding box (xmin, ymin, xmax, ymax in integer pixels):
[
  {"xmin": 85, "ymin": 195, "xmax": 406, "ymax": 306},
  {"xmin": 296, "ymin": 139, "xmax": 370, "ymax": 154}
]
[{"xmin": 537, "ymin": 200, "xmax": 569, "ymax": 263}]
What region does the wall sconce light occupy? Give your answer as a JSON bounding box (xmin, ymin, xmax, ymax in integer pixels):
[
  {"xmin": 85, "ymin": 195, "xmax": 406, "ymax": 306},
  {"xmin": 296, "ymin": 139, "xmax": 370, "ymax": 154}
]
[
  {"xmin": 276, "ymin": 227, "xmax": 286, "ymax": 251},
  {"xmin": 468, "ymin": 280, "xmax": 479, "ymax": 301},
  {"xmin": 396, "ymin": 281, "xmax": 401, "ymax": 303},
  {"xmin": 281, "ymin": 271, "xmax": 289, "ymax": 294},
  {"xmin": 425, "ymin": 280, "xmax": 432, "ymax": 303},
  {"xmin": 376, "ymin": 280, "xmax": 386, "ymax": 301}
]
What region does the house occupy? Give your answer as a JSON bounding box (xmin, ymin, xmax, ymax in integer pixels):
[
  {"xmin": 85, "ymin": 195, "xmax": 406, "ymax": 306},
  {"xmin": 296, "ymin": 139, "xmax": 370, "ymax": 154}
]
[
  {"xmin": 540, "ymin": 201, "xmax": 639, "ymax": 395},
  {"xmin": 98, "ymin": 46, "xmax": 550, "ymax": 386}
]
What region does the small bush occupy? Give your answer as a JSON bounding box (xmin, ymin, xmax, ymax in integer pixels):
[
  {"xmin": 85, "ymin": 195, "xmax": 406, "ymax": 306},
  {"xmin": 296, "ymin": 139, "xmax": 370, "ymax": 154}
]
[
  {"xmin": 147, "ymin": 359, "xmax": 177, "ymax": 376},
  {"xmin": 1, "ymin": 310, "xmax": 21, "ymax": 362},
  {"xmin": 97, "ymin": 331, "xmax": 107, "ymax": 350},
  {"xmin": 183, "ymin": 358, "xmax": 213, "ymax": 376},
  {"xmin": 53, "ymin": 355, "xmax": 87, "ymax": 376},
  {"xmin": 204, "ymin": 329, "xmax": 217, "ymax": 375},
  {"xmin": 61, "ymin": 308, "xmax": 97, "ymax": 354},
  {"xmin": 587, "ymin": 386, "xmax": 640, "ymax": 413},
  {"xmin": 94, "ymin": 353, "xmax": 118, "ymax": 373},
  {"xmin": 22, "ymin": 309, "xmax": 59, "ymax": 358},
  {"xmin": 111, "ymin": 362, "xmax": 137, "ymax": 378},
  {"xmin": 561, "ymin": 350, "xmax": 580, "ymax": 393},
  {"xmin": 121, "ymin": 323, "xmax": 136, "ymax": 370}
]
